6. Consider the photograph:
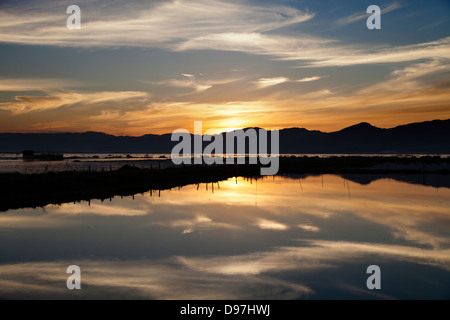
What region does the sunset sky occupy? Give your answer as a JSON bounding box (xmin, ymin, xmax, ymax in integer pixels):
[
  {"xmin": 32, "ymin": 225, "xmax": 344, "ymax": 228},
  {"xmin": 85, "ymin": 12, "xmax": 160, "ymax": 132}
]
[{"xmin": 0, "ymin": 0, "xmax": 449, "ymax": 135}]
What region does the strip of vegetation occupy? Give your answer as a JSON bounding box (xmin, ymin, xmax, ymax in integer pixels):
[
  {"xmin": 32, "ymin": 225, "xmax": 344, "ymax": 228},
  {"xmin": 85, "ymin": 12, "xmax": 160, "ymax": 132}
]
[
  {"xmin": 278, "ymin": 155, "xmax": 450, "ymax": 174},
  {"xmin": 0, "ymin": 156, "xmax": 448, "ymax": 212},
  {"xmin": 0, "ymin": 164, "xmax": 260, "ymax": 212}
]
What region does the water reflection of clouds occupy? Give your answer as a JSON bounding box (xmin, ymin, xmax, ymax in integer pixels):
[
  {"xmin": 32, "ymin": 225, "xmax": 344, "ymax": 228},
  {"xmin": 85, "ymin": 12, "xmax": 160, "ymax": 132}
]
[
  {"xmin": 1, "ymin": 175, "xmax": 450, "ymax": 246},
  {"xmin": 178, "ymin": 240, "xmax": 450, "ymax": 276},
  {"xmin": 298, "ymin": 224, "xmax": 320, "ymax": 232},
  {"xmin": 0, "ymin": 175, "xmax": 449, "ymax": 298},
  {"xmin": 0, "ymin": 260, "xmax": 313, "ymax": 299},
  {"xmin": 1, "ymin": 175, "xmax": 449, "ymax": 247},
  {"xmin": 1, "ymin": 238, "xmax": 449, "ymax": 299},
  {"xmin": 256, "ymin": 218, "xmax": 288, "ymax": 231}
]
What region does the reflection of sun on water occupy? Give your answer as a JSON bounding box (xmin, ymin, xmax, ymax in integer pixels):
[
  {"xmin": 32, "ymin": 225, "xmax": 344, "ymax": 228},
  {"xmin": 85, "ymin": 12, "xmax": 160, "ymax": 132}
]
[{"xmin": 222, "ymin": 176, "xmax": 245, "ymax": 188}]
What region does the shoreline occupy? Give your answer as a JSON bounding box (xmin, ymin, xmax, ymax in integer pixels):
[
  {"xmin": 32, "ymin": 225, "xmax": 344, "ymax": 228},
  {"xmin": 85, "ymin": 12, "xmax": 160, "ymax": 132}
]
[{"xmin": 1, "ymin": 156, "xmax": 449, "ymax": 212}]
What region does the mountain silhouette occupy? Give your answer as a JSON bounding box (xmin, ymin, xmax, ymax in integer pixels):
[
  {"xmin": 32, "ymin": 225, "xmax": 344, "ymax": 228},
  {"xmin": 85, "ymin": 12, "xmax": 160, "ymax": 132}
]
[{"xmin": 0, "ymin": 119, "xmax": 449, "ymax": 154}]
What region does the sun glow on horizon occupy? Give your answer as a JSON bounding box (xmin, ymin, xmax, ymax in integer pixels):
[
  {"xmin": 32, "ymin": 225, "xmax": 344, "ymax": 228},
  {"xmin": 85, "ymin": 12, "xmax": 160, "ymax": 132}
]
[
  {"xmin": 0, "ymin": 1, "xmax": 449, "ymax": 135},
  {"xmin": 202, "ymin": 117, "xmax": 248, "ymax": 135}
]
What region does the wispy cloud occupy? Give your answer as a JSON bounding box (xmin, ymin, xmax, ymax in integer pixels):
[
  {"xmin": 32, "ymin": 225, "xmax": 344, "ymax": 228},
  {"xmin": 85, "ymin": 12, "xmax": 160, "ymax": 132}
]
[
  {"xmin": 0, "ymin": 78, "xmax": 79, "ymax": 91},
  {"xmin": 0, "ymin": 0, "xmax": 313, "ymax": 48},
  {"xmin": 296, "ymin": 76, "xmax": 322, "ymax": 82},
  {"xmin": 2, "ymin": 58, "xmax": 448, "ymax": 134},
  {"xmin": 296, "ymin": 37, "xmax": 450, "ymax": 67},
  {"xmin": 254, "ymin": 77, "xmax": 290, "ymax": 88},
  {"xmin": 254, "ymin": 76, "xmax": 323, "ymax": 88},
  {"xmin": 1, "ymin": 0, "xmax": 447, "ymax": 70},
  {"xmin": 336, "ymin": 2, "xmax": 401, "ymax": 26},
  {"xmin": 0, "ymin": 91, "xmax": 149, "ymax": 114},
  {"xmin": 176, "ymin": 30, "xmax": 450, "ymax": 68},
  {"xmin": 161, "ymin": 79, "xmax": 212, "ymax": 93},
  {"xmin": 283, "ymin": 59, "xmax": 450, "ymax": 130},
  {"xmin": 148, "ymin": 74, "xmax": 241, "ymax": 93}
]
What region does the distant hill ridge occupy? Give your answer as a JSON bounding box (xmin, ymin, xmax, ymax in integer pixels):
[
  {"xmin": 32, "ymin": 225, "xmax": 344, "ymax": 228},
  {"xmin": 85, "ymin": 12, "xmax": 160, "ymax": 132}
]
[{"xmin": 0, "ymin": 119, "xmax": 449, "ymax": 154}]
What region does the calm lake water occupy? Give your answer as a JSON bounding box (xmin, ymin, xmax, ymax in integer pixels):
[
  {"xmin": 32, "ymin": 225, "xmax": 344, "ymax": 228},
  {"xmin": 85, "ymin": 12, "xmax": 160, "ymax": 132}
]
[{"xmin": 0, "ymin": 174, "xmax": 449, "ymax": 299}]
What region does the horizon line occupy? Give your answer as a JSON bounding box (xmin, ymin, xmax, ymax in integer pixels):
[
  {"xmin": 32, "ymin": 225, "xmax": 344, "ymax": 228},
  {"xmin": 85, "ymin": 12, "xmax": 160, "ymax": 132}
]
[{"xmin": 0, "ymin": 118, "xmax": 448, "ymax": 137}]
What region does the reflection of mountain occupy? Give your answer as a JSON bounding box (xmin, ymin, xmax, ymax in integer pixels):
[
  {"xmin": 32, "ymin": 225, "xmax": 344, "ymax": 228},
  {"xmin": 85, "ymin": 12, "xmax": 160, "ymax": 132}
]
[
  {"xmin": 0, "ymin": 119, "xmax": 449, "ymax": 153},
  {"xmin": 282, "ymin": 173, "xmax": 450, "ymax": 189}
]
